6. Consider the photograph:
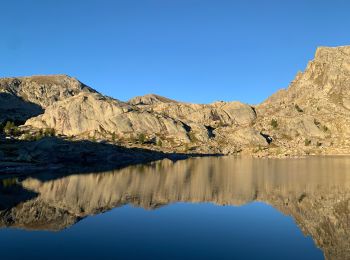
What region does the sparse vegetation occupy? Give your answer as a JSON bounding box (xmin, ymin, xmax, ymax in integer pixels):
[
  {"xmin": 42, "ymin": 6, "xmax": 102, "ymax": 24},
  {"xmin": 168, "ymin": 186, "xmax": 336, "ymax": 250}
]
[
  {"xmin": 137, "ymin": 133, "xmax": 146, "ymax": 144},
  {"xmin": 23, "ymin": 128, "xmax": 56, "ymax": 141},
  {"xmin": 22, "ymin": 133, "xmax": 32, "ymax": 141},
  {"xmin": 3, "ymin": 121, "xmax": 20, "ymax": 136},
  {"xmin": 157, "ymin": 139, "xmax": 163, "ymax": 147},
  {"xmin": 305, "ymin": 139, "xmax": 312, "ymax": 146},
  {"xmin": 270, "ymin": 119, "xmax": 278, "ymax": 129},
  {"xmin": 44, "ymin": 128, "xmax": 55, "ymax": 136},
  {"xmin": 111, "ymin": 132, "xmax": 116, "ymax": 142}
]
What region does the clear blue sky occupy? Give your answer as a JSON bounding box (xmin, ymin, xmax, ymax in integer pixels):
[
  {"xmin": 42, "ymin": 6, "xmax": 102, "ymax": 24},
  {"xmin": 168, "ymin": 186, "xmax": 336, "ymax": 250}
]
[{"xmin": 1, "ymin": 0, "xmax": 349, "ymax": 104}]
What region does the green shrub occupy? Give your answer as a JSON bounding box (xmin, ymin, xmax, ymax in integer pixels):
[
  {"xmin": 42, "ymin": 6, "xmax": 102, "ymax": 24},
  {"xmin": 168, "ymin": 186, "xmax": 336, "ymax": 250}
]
[
  {"xmin": 3, "ymin": 121, "xmax": 20, "ymax": 136},
  {"xmin": 137, "ymin": 133, "xmax": 146, "ymax": 144},
  {"xmin": 157, "ymin": 139, "xmax": 163, "ymax": 147},
  {"xmin": 270, "ymin": 119, "xmax": 278, "ymax": 129},
  {"xmin": 111, "ymin": 132, "xmax": 116, "ymax": 142},
  {"xmin": 305, "ymin": 139, "xmax": 311, "ymax": 146},
  {"xmin": 22, "ymin": 133, "xmax": 33, "ymax": 141},
  {"xmin": 35, "ymin": 132, "xmax": 44, "ymax": 141},
  {"xmin": 44, "ymin": 128, "xmax": 55, "ymax": 137}
]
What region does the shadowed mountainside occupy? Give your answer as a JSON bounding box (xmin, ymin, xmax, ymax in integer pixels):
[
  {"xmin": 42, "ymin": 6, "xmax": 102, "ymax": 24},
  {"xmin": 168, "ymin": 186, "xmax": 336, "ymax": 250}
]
[
  {"xmin": 0, "ymin": 92, "xmax": 43, "ymax": 124},
  {"xmin": 0, "ymin": 136, "xmax": 218, "ymax": 176}
]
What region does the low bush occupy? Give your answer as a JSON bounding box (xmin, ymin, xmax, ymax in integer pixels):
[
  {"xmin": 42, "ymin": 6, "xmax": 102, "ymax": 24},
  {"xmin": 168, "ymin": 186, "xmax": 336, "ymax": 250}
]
[
  {"xmin": 270, "ymin": 119, "xmax": 278, "ymax": 129},
  {"xmin": 3, "ymin": 121, "xmax": 20, "ymax": 136},
  {"xmin": 304, "ymin": 139, "xmax": 312, "ymax": 146},
  {"xmin": 137, "ymin": 133, "xmax": 146, "ymax": 144}
]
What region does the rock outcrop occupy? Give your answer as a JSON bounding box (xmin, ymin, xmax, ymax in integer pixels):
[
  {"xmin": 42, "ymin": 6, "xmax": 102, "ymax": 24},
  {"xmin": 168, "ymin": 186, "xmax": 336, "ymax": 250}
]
[
  {"xmin": 25, "ymin": 92, "xmax": 191, "ymax": 143},
  {"xmin": 254, "ymin": 46, "xmax": 350, "ymax": 156},
  {"xmin": 17, "ymin": 77, "xmax": 265, "ymax": 153},
  {"xmin": 0, "ymin": 75, "xmax": 95, "ymax": 108}
]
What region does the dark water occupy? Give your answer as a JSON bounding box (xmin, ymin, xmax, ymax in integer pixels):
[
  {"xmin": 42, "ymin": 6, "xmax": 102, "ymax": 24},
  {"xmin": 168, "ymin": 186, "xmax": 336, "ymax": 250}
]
[{"xmin": 0, "ymin": 156, "xmax": 349, "ymax": 260}]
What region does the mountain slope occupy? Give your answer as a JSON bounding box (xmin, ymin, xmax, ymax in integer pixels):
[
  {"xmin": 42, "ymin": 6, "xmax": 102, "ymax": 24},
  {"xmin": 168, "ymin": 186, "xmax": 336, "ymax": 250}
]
[
  {"xmin": 1, "ymin": 45, "xmax": 350, "ymax": 156},
  {"xmin": 254, "ymin": 46, "xmax": 350, "ymax": 156}
]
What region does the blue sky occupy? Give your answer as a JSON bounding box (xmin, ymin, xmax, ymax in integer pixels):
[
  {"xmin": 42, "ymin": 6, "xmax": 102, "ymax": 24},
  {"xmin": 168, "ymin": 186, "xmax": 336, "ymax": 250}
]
[{"xmin": 1, "ymin": 0, "xmax": 349, "ymax": 104}]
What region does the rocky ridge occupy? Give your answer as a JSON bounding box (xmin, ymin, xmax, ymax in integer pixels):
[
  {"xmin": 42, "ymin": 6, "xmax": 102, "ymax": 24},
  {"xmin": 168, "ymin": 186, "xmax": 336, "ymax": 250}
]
[{"xmin": 1, "ymin": 46, "xmax": 350, "ymax": 157}]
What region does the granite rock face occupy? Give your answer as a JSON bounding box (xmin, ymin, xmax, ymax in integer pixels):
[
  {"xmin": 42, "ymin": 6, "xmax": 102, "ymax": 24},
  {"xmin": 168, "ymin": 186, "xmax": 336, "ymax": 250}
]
[
  {"xmin": 0, "ymin": 75, "xmax": 95, "ymax": 108},
  {"xmin": 19, "ymin": 77, "xmax": 263, "ymax": 152},
  {"xmin": 255, "ymin": 46, "xmax": 350, "ymax": 156},
  {"xmin": 2, "ymin": 46, "xmax": 350, "ymax": 156}
]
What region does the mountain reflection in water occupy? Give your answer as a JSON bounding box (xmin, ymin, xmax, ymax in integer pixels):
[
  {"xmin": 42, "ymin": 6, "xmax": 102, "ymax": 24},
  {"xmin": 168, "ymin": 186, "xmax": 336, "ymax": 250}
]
[{"xmin": 0, "ymin": 156, "xmax": 349, "ymax": 260}]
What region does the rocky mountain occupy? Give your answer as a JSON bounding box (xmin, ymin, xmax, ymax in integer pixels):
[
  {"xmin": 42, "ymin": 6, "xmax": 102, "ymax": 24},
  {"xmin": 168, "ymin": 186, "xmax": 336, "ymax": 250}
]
[
  {"xmin": 1, "ymin": 157, "xmax": 349, "ymax": 259},
  {"xmin": 254, "ymin": 46, "xmax": 350, "ymax": 156},
  {"xmin": 2, "ymin": 76, "xmax": 265, "ymax": 154},
  {"xmin": 0, "ymin": 75, "xmax": 94, "ymax": 125},
  {"xmin": 1, "ymin": 45, "xmax": 350, "ymax": 157},
  {"xmin": 0, "ymin": 75, "xmax": 95, "ymax": 108}
]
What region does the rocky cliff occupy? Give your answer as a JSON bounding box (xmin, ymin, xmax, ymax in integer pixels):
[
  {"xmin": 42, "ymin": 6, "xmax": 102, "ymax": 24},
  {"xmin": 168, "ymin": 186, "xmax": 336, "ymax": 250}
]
[
  {"xmin": 1, "ymin": 46, "xmax": 350, "ymax": 157},
  {"xmin": 255, "ymin": 46, "xmax": 350, "ymax": 156}
]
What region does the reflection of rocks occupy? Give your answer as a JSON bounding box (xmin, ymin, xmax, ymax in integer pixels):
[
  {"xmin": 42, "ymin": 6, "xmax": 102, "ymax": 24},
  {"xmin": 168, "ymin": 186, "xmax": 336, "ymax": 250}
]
[
  {"xmin": 1, "ymin": 157, "xmax": 349, "ymax": 259},
  {"xmin": 0, "ymin": 200, "xmax": 77, "ymax": 231}
]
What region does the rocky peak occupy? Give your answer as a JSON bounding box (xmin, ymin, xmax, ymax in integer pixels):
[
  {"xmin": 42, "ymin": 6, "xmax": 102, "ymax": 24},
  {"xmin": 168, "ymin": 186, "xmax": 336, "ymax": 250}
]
[
  {"xmin": 0, "ymin": 74, "xmax": 96, "ymax": 108},
  {"xmin": 128, "ymin": 94, "xmax": 178, "ymax": 105},
  {"xmin": 261, "ymin": 46, "xmax": 350, "ymax": 107}
]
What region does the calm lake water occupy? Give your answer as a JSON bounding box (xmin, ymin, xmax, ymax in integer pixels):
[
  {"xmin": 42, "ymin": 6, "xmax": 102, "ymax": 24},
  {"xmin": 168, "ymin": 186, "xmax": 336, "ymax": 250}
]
[{"xmin": 0, "ymin": 156, "xmax": 349, "ymax": 260}]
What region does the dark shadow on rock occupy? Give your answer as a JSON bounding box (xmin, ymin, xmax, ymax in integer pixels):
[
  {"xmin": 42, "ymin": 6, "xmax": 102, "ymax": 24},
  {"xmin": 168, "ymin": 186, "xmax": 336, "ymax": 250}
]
[
  {"xmin": 260, "ymin": 132, "xmax": 273, "ymax": 144},
  {"xmin": 0, "ymin": 92, "xmax": 44, "ymax": 125},
  {"xmin": 0, "ymin": 136, "xmax": 223, "ymax": 180}
]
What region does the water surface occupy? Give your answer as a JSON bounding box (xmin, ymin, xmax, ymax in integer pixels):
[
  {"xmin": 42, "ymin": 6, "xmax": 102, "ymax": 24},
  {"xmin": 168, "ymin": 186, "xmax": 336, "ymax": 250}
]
[{"xmin": 1, "ymin": 156, "xmax": 349, "ymax": 260}]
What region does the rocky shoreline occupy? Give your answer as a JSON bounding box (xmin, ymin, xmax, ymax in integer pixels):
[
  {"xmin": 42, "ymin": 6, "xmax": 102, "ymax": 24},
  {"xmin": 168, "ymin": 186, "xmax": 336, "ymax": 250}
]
[{"xmin": 0, "ymin": 136, "xmax": 222, "ymax": 178}]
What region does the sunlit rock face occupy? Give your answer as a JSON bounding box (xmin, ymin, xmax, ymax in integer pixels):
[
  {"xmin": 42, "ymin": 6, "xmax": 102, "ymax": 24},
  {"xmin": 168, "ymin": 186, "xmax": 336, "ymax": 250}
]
[
  {"xmin": 0, "ymin": 75, "xmax": 95, "ymax": 109},
  {"xmin": 2, "ymin": 46, "xmax": 350, "ymax": 156},
  {"xmin": 255, "ymin": 46, "xmax": 350, "ymax": 156},
  {"xmin": 0, "ymin": 156, "xmax": 349, "ymax": 259}
]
